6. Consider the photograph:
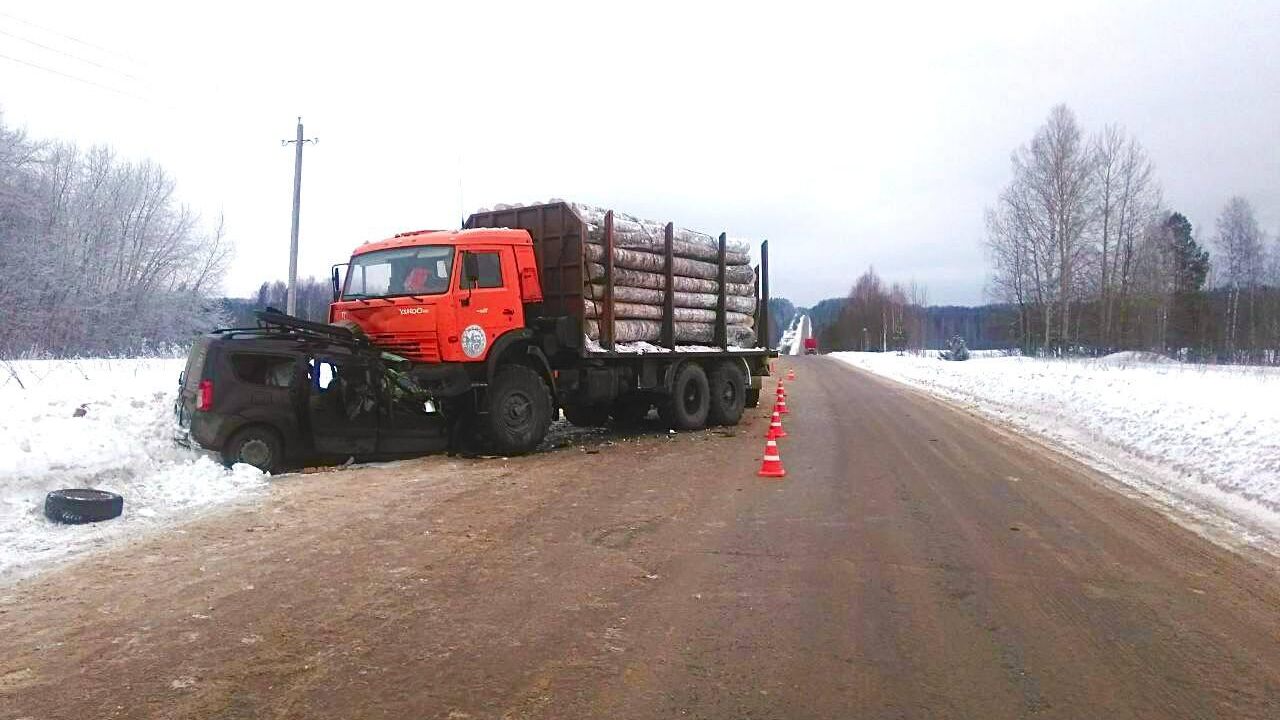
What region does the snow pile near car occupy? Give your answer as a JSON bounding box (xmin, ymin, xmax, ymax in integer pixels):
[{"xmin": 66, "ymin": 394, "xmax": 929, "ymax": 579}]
[
  {"xmin": 832, "ymin": 351, "xmax": 1280, "ymax": 542},
  {"xmin": 0, "ymin": 358, "xmax": 266, "ymax": 582}
]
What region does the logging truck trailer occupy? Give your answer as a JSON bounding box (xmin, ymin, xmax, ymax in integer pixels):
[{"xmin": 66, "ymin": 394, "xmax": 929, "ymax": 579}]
[{"xmin": 328, "ymin": 201, "xmax": 774, "ymax": 455}]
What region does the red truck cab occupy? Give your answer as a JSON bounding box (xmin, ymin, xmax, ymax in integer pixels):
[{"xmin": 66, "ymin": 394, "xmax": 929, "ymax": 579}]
[
  {"xmin": 329, "ymin": 228, "xmax": 543, "ymax": 364},
  {"xmin": 803, "ymin": 337, "xmax": 818, "ymax": 354}
]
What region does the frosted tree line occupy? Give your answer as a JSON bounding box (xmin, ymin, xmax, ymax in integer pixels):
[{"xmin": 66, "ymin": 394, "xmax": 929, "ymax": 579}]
[
  {"xmin": 0, "ymin": 113, "xmax": 230, "ymax": 357},
  {"xmin": 986, "ymin": 105, "xmax": 1280, "ymax": 362}
]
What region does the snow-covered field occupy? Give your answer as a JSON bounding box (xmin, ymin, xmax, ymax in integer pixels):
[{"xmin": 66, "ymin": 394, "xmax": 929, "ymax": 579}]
[
  {"xmin": 0, "ymin": 358, "xmax": 267, "ymax": 583},
  {"xmin": 833, "ymin": 351, "xmax": 1280, "ymax": 549}
]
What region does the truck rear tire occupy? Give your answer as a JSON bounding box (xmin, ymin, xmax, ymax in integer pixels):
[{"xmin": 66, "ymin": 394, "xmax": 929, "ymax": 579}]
[
  {"xmin": 745, "ymin": 388, "xmax": 761, "ymax": 409},
  {"xmin": 707, "ymin": 361, "xmax": 747, "ymax": 426},
  {"xmin": 659, "ymin": 362, "xmax": 710, "ymax": 431},
  {"xmin": 563, "ymin": 403, "xmax": 611, "ymax": 428},
  {"xmin": 482, "ymin": 364, "xmax": 553, "ymax": 455}
]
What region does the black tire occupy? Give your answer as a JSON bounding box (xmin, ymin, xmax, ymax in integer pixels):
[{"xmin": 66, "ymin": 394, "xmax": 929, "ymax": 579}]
[
  {"xmin": 611, "ymin": 393, "xmax": 653, "ymax": 426},
  {"xmin": 44, "ymin": 489, "xmax": 124, "ymax": 525},
  {"xmin": 745, "ymin": 388, "xmax": 762, "ymax": 409},
  {"xmin": 563, "ymin": 403, "xmax": 611, "ymax": 428},
  {"xmin": 482, "ymin": 364, "xmax": 554, "ymax": 455},
  {"xmin": 223, "ymin": 425, "xmax": 284, "ymax": 473},
  {"xmin": 707, "ymin": 361, "xmax": 747, "ymax": 426},
  {"xmin": 658, "ymin": 362, "xmax": 711, "ymax": 431}
]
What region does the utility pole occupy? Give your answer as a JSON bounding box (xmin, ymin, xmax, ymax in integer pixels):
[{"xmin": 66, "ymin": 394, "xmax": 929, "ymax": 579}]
[{"xmin": 282, "ymin": 117, "xmax": 317, "ymax": 316}]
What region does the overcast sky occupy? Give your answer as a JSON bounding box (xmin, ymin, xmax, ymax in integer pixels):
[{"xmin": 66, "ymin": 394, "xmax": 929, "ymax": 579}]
[{"xmin": 1, "ymin": 0, "xmax": 1276, "ymax": 306}]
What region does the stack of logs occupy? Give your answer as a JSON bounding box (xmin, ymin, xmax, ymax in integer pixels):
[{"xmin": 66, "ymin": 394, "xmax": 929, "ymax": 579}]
[{"xmin": 574, "ymin": 204, "xmax": 757, "ymax": 347}]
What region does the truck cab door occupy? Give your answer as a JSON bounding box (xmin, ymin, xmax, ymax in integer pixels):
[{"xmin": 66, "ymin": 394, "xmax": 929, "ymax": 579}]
[
  {"xmin": 307, "ymin": 355, "xmax": 379, "ymax": 456},
  {"xmin": 453, "ymin": 247, "xmax": 522, "ymax": 361}
]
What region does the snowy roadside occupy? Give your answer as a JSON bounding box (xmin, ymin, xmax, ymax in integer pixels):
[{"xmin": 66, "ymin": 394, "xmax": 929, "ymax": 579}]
[
  {"xmin": 0, "ymin": 358, "xmax": 268, "ymax": 584},
  {"xmin": 831, "ymin": 351, "xmax": 1280, "ymax": 550}
]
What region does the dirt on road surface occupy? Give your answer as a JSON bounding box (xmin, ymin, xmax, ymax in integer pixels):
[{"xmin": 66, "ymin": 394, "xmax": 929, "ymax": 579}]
[{"xmin": 3, "ymin": 357, "xmax": 1279, "ymax": 719}]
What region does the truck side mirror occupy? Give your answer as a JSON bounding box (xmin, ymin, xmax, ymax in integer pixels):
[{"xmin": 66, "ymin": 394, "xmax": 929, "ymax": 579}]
[
  {"xmin": 461, "ymin": 252, "xmax": 479, "ymax": 306},
  {"xmin": 330, "ymin": 263, "xmax": 347, "ymax": 302},
  {"xmin": 463, "ymin": 253, "xmax": 480, "ymax": 289}
]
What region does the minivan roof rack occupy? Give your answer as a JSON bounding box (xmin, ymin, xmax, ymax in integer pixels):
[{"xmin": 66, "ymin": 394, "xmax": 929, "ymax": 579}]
[{"xmin": 254, "ymin": 309, "xmax": 370, "ymax": 349}]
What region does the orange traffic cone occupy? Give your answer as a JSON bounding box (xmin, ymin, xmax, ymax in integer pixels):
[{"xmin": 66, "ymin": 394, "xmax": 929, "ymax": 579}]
[
  {"xmin": 766, "ymin": 410, "xmax": 787, "ymax": 439},
  {"xmin": 775, "ymin": 395, "xmax": 790, "ymax": 415},
  {"xmin": 786, "ymin": 369, "xmax": 796, "ymax": 381},
  {"xmin": 758, "ymin": 439, "xmax": 786, "ymax": 478}
]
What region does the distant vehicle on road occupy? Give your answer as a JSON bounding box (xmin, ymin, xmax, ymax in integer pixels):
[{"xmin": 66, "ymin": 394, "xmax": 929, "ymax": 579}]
[{"xmin": 804, "ymin": 337, "xmax": 818, "ymax": 355}]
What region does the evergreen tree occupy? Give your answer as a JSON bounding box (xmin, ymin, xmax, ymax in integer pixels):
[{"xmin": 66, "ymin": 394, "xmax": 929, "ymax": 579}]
[
  {"xmin": 1167, "ymin": 212, "xmax": 1209, "ymax": 294},
  {"xmin": 1164, "ymin": 212, "xmax": 1211, "ymax": 357}
]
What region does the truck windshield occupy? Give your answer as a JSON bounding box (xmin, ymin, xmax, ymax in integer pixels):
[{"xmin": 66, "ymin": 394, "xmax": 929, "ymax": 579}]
[{"xmin": 344, "ymin": 246, "xmax": 454, "ymax": 299}]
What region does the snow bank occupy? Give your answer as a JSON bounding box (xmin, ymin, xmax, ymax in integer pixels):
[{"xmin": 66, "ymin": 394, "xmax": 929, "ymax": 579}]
[
  {"xmin": 832, "ymin": 352, "xmax": 1280, "ymax": 542},
  {"xmin": 0, "ymin": 358, "xmax": 268, "ymax": 582}
]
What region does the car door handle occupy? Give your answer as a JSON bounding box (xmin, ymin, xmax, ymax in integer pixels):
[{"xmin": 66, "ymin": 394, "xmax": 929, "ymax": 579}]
[{"xmin": 502, "ymin": 308, "xmax": 515, "ymax": 316}]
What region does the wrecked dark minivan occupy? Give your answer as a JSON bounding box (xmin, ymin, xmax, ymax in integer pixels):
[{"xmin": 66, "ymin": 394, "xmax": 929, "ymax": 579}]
[{"xmin": 175, "ymin": 312, "xmax": 449, "ymax": 472}]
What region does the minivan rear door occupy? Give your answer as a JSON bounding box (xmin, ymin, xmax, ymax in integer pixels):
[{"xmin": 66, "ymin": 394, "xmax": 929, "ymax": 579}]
[{"xmin": 175, "ymin": 338, "xmax": 212, "ymax": 430}]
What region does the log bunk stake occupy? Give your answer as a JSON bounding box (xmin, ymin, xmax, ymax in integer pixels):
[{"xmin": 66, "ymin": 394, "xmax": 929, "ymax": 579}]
[
  {"xmin": 603, "ymin": 210, "xmax": 616, "ymax": 350},
  {"xmin": 715, "ymin": 232, "xmax": 728, "ymax": 349},
  {"xmin": 662, "ymin": 222, "xmax": 675, "ymax": 349}
]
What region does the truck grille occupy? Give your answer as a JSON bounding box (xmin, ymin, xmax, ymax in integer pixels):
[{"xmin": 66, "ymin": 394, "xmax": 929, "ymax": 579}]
[{"xmin": 368, "ymin": 331, "xmax": 441, "ymax": 363}]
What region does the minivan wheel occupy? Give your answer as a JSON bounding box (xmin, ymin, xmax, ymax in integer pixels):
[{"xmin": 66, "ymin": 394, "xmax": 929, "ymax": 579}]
[
  {"xmin": 224, "ymin": 426, "xmax": 284, "ymax": 473},
  {"xmin": 483, "ymin": 364, "xmax": 553, "ymax": 455},
  {"xmin": 659, "ymin": 362, "xmax": 710, "ymax": 431}
]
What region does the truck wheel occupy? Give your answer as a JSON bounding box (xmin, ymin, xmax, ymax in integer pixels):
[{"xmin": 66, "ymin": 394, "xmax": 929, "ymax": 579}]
[
  {"xmin": 611, "ymin": 394, "xmax": 652, "ymax": 426},
  {"xmin": 745, "ymin": 388, "xmax": 761, "ymax": 409},
  {"xmin": 483, "ymin": 364, "xmax": 553, "ymax": 454},
  {"xmin": 44, "ymin": 489, "xmax": 124, "ymax": 524},
  {"xmin": 659, "ymin": 363, "xmax": 710, "ymax": 431},
  {"xmin": 707, "ymin": 362, "xmax": 747, "ymax": 426},
  {"xmin": 223, "ymin": 425, "xmax": 284, "ymax": 473},
  {"xmin": 563, "ymin": 403, "xmax": 611, "ymax": 428}
]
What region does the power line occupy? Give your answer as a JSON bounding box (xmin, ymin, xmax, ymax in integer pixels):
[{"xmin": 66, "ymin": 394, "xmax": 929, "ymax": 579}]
[
  {"xmin": 0, "ymin": 51, "xmax": 151, "ymax": 102},
  {"xmin": 0, "ymin": 26, "xmax": 143, "ymax": 83},
  {"xmin": 0, "ymin": 9, "xmax": 144, "ymax": 66}
]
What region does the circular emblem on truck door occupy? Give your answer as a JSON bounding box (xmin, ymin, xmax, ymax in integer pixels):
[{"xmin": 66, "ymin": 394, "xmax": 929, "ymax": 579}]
[{"xmin": 461, "ymin": 324, "xmax": 488, "ymax": 358}]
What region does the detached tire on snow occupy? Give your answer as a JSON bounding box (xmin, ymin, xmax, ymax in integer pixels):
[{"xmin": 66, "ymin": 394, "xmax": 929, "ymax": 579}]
[
  {"xmin": 659, "ymin": 362, "xmax": 711, "ymax": 431},
  {"xmin": 483, "ymin": 364, "xmax": 554, "ymax": 455},
  {"xmin": 44, "ymin": 489, "xmax": 124, "ymax": 525}
]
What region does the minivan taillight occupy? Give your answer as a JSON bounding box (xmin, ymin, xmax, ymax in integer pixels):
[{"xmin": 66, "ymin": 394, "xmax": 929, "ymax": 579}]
[{"xmin": 197, "ymin": 379, "xmax": 213, "ymax": 411}]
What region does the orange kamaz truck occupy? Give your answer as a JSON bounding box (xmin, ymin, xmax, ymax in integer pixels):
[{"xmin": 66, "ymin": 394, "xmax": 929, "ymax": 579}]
[{"xmin": 327, "ymin": 201, "xmax": 774, "ymax": 454}]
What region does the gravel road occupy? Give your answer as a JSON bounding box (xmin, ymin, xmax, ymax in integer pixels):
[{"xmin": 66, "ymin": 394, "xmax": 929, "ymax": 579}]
[{"xmin": 2, "ymin": 357, "xmax": 1278, "ymax": 719}]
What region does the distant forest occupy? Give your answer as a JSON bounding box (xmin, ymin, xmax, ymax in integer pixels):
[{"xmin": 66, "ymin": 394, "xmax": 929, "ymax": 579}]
[{"xmin": 797, "ymin": 105, "xmax": 1280, "ymax": 363}]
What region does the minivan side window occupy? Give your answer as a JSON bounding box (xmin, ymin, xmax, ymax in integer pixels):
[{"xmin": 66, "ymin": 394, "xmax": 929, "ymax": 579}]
[
  {"xmin": 230, "ymin": 354, "xmax": 295, "ymax": 388},
  {"xmin": 462, "ymin": 252, "xmax": 503, "ymax": 289}
]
